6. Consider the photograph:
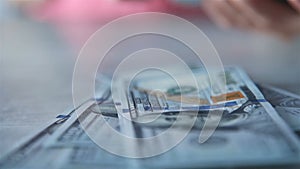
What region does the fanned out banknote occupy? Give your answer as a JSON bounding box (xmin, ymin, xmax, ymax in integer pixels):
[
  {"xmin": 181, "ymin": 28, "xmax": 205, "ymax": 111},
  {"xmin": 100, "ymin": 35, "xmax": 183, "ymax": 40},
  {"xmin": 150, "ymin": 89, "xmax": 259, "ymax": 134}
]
[{"xmin": 0, "ymin": 67, "xmax": 300, "ymax": 169}]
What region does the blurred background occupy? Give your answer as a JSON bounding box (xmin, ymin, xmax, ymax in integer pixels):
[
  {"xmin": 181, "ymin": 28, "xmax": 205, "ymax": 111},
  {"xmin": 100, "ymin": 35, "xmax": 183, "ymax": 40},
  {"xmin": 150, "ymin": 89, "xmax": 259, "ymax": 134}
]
[{"xmin": 1, "ymin": 0, "xmax": 300, "ymax": 157}]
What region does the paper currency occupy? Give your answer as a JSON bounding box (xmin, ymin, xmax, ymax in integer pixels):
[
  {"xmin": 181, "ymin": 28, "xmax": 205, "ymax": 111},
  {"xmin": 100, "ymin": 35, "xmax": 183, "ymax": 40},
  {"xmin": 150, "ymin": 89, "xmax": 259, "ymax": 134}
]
[
  {"xmin": 1, "ymin": 67, "xmax": 300, "ymax": 169},
  {"xmin": 258, "ymin": 84, "xmax": 300, "ymax": 131}
]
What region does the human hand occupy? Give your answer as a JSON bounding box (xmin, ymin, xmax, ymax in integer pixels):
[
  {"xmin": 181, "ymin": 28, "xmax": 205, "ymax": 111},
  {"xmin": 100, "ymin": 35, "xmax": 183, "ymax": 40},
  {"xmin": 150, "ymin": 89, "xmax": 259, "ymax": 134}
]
[{"xmin": 202, "ymin": 0, "xmax": 300, "ymax": 40}]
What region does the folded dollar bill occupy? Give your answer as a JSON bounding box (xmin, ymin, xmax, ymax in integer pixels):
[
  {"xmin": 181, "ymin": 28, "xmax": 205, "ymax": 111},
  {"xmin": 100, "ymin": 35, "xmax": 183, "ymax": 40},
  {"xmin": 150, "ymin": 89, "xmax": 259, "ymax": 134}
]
[
  {"xmin": 0, "ymin": 67, "xmax": 299, "ymax": 169},
  {"xmin": 258, "ymin": 84, "xmax": 300, "ymax": 132}
]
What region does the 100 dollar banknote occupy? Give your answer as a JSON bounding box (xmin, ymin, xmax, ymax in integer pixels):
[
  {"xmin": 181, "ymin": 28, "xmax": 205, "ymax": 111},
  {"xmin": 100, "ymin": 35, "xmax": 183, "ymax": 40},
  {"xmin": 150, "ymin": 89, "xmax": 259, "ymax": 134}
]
[
  {"xmin": 1, "ymin": 67, "xmax": 300, "ymax": 169},
  {"xmin": 258, "ymin": 84, "xmax": 300, "ymax": 132}
]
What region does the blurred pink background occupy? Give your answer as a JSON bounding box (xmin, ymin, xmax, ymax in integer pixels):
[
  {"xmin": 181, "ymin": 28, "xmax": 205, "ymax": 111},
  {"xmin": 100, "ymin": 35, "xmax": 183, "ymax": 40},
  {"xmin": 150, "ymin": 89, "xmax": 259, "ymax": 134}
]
[{"xmin": 24, "ymin": 0, "xmax": 204, "ymax": 49}]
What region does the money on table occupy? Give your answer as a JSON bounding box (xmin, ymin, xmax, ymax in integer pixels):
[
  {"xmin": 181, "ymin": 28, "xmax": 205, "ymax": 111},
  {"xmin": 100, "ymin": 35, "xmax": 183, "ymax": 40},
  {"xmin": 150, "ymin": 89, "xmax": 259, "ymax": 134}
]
[{"xmin": 1, "ymin": 67, "xmax": 300, "ymax": 169}]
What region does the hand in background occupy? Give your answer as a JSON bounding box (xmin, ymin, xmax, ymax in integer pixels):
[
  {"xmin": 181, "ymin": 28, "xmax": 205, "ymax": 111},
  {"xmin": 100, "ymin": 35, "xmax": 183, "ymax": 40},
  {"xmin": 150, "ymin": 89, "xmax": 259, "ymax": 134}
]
[{"xmin": 202, "ymin": 0, "xmax": 300, "ymax": 40}]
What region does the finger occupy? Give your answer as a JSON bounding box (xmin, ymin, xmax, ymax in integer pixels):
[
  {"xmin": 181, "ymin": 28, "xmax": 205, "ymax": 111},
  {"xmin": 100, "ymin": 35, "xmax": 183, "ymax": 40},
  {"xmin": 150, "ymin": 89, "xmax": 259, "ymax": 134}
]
[
  {"xmin": 227, "ymin": 0, "xmax": 269, "ymax": 27},
  {"xmin": 219, "ymin": 0, "xmax": 253, "ymax": 29},
  {"xmin": 263, "ymin": 28, "xmax": 293, "ymax": 41},
  {"xmin": 202, "ymin": 0, "xmax": 233, "ymax": 28},
  {"xmin": 250, "ymin": 23, "xmax": 294, "ymax": 41},
  {"xmin": 203, "ymin": 0, "xmax": 251, "ymax": 29},
  {"xmin": 288, "ymin": 0, "xmax": 300, "ymax": 13}
]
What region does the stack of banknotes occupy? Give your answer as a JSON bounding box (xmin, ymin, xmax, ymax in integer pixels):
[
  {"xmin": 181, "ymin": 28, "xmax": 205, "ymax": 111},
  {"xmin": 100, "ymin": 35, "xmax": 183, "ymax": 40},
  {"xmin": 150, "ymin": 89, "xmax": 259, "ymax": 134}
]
[{"xmin": 0, "ymin": 67, "xmax": 299, "ymax": 169}]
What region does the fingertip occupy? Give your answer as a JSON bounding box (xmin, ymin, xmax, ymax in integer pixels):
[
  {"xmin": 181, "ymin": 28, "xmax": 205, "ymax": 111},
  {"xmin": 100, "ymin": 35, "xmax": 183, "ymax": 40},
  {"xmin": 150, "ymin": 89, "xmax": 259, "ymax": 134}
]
[
  {"xmin": 202, "ymin": 0, "xmax": 233, "ymax": 29},
  {"xmin": 217, "ymin": 20, "xmax": 232, "ymax": 29},
  {"xmin": 288, "ymin": 0, "xmax": 300, "ymax": 13}
]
